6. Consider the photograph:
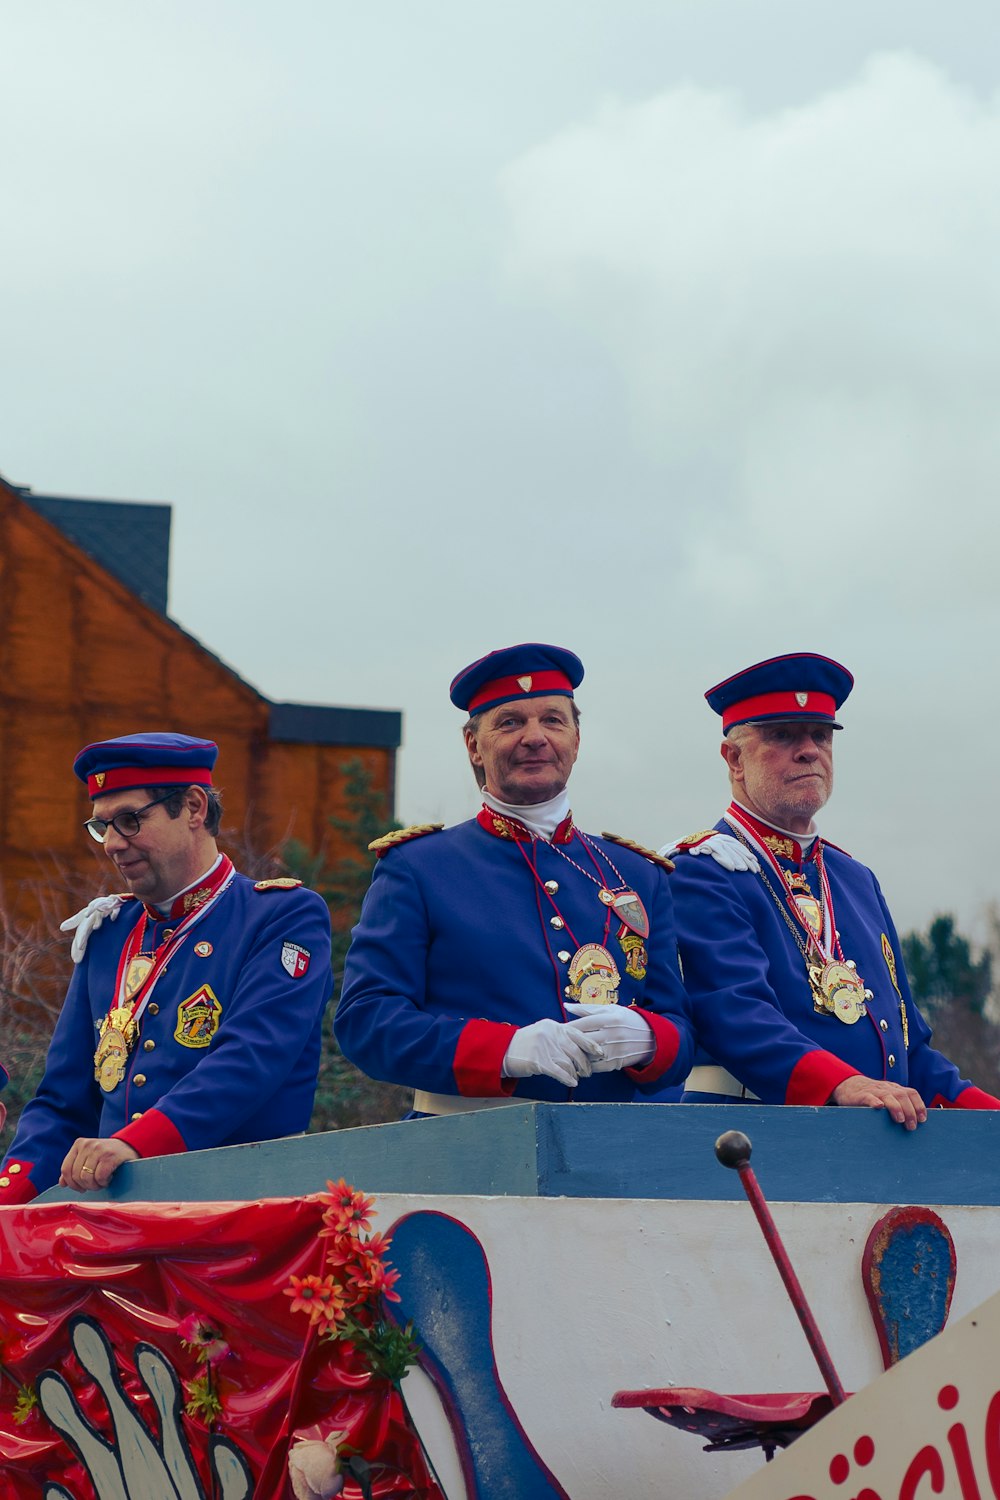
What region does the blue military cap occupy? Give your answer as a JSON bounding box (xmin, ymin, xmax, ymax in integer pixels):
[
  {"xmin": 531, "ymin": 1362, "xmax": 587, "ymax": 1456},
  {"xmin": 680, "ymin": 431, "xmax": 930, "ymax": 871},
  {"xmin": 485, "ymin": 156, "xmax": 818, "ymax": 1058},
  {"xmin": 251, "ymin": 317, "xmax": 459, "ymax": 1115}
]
[
  {"xmin": 73, "ymin": 732, "xmax": 219, "ymax": 797},
  {"xmin": 706, "ymin": 653, "xmax": 854, "ymax": 733},
  {"xmin": 450, "ymin": 643, "xmax": 585, "ymax": 715}
]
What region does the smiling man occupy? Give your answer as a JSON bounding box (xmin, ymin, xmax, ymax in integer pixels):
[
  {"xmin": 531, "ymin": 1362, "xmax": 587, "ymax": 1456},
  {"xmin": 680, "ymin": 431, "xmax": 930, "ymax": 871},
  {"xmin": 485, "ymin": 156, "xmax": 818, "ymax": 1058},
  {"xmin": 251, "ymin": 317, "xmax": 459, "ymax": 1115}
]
[
  {"xmin": 335, "ymin": 643, "xmax": 693, "ymax": 1114},
  {"xmin": 0, "ymin": 732, "xmax": 333, "ymax": 1201},
  {"xmin": 668, "ymin": 653, "xmax": 999, "ymax": 1125}
]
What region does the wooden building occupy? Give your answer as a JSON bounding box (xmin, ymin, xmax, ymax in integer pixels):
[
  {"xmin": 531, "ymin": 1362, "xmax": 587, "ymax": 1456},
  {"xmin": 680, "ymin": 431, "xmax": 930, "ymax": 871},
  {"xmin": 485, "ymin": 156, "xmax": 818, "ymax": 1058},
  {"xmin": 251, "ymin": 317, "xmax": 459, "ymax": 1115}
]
[{"xmin": 0, "ymin": 473, "xmax": 401, "ymax": 916}]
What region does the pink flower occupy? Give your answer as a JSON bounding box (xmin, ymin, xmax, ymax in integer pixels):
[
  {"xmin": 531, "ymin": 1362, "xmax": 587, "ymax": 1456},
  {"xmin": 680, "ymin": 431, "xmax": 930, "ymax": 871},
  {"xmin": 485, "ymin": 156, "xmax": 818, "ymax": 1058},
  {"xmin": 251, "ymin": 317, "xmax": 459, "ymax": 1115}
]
[
  {"xmin": 287, "ymin": 1429, "xmax": 347, "ymax": 1500},
  {"xmin": 176, "ymin": 1313, "xmax": 230, "ymax": 1366}
]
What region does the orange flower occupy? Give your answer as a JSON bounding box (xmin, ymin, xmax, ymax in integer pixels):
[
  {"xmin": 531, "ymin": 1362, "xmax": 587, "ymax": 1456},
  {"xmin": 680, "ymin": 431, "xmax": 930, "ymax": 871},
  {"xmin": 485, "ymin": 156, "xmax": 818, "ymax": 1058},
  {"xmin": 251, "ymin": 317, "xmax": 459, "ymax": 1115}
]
[
  {"xmin": 285, "ymin": 1274, "xmax": 348, "ymax": 1326},
  {"xmin": 321, "ymin": 1180, "xmax": 375, "ymax": 1237}
]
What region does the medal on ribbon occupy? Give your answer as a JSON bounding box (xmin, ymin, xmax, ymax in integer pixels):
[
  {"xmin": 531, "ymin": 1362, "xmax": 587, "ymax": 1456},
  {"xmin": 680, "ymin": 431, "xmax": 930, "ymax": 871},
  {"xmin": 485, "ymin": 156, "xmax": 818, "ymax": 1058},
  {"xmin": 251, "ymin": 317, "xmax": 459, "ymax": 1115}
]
[
  {"xmin": 95, "ymin": 1007, "xmax": 139, "ymax": 1092},
  {"xmin": 566, "ymin": 944, "xmax": 620, "ymax": 1004},
  {"xmin": 92, "ymin": 857, "xmax": 237, "ymax": 1091},
  {"xmin": 598, "ymin": 887, "xmax": 649, "ymax": 938},
  {"xmin": 124, "ymin": 955, "xmax": 154, "ymax": 1001},
  {"xmin": 725, "ymin": 806, "xmax": 870, "ymax": 1027},
  {"xmin": 808, "ymin": 959, "xmax": 867, "ymax": 1025}
]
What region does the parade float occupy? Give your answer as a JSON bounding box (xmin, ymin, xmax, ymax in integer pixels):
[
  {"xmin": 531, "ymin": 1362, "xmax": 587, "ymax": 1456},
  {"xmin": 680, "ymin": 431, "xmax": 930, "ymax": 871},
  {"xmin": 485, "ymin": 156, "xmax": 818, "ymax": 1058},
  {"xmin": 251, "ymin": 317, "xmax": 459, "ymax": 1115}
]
[{"xmin": 0, "ymin": 1100, "xmax": 997, "ymax": 1499}]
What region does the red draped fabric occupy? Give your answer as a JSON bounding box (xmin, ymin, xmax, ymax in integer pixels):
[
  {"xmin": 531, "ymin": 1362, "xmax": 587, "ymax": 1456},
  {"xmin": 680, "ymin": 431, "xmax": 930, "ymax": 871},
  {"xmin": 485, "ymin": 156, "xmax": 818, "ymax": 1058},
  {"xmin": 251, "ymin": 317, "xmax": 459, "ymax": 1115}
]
[{"xmin": 0, "ymin": 1197, "xmax": 441, "ymax": 1499}]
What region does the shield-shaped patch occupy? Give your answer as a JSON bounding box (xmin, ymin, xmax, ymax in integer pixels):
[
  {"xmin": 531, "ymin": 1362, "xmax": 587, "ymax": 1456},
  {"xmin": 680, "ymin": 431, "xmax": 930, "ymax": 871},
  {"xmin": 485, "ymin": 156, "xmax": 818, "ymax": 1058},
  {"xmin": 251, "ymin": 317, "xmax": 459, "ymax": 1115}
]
[{"xmin": 281, "ymin": 942, "xmax": 310, "ymax": 978}]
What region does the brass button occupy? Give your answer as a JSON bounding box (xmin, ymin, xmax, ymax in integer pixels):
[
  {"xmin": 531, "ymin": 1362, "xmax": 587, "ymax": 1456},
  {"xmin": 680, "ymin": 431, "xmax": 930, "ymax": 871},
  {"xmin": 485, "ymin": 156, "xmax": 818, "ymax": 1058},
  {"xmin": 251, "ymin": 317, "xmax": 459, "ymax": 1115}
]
[
  {"xmin": 133, "ymin": 1073, "xmax": 147, "ymax": 1087},
  {"xmin": 148, "ymin": 1003, "xmax": 159, "ymax": 1016},
  {"xmin": 8, "ymin": 1164, "xmax": 20, "ymax": 1174},
  {"xmin": 143, "ymin": 1039, "xmax": 155, "ymax": 1052},
  {"xmin": 131, "ymin": 1112, "xmax": 144, "ymax": 1122},
  {"xmin": 0, "ymin": 1178, "xmax": 9, "ymax": 1188},
  {"xmin": 550, "ymin": 917, "xmax": 564, "ymax": 930},
  {"xmin": 557, "ymin": 950, "xmax": 571, "ymax": 963},
  {"xmin": 879, "ymin": 1019, "xmax": 888, "ymax": 1032},
  {"xmin": 887, "ymin": 1054, "xmax": 896, "ymax": 1068},
  {"xmin": 544, "ymin": 880, "xmax": 559, "ymax": 894},
  {"xmin": 162, "ymin": 929, "xmax": 174, "ymax": 940}
]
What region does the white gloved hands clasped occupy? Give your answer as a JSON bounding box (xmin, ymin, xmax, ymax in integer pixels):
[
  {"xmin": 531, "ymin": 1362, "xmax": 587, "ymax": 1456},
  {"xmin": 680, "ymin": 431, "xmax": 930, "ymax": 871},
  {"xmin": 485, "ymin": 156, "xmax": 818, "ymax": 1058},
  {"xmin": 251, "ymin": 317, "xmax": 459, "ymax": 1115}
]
[
  {"xmin": 658, "ymin": 833, "xmax": 759, "ymax": 873},
  {"xmin": 60, "ymin": 894, "xmax": 125, "ymax": 964},
  {"xmin": 502, "ymin": 1017, "xmax": 605, "ymax": 1088},
  {"xmin": 564, "ymin": 1003, "xmax": 655, "ymax": 1071}
]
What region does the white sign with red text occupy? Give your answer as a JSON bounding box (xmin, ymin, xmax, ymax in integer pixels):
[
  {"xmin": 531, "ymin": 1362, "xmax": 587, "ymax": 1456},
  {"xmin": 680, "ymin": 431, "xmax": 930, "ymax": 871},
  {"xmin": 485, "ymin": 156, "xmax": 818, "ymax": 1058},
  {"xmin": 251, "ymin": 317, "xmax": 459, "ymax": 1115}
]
[{"xmin": 725, "ymin": 1285, "xmax": 1000, "ymax": 1500}]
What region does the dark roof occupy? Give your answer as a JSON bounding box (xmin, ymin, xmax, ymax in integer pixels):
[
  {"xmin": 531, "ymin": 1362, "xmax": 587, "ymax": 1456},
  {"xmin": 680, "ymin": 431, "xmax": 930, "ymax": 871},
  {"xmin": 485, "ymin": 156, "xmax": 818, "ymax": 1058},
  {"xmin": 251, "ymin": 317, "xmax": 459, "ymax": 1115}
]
[
  {"xmin": 269, "ymin": 702, "xmax": 402, "ymax": 749},
  {"xmin": 14, "ymin": 486, "xmax": 171, "ymax": 614}
]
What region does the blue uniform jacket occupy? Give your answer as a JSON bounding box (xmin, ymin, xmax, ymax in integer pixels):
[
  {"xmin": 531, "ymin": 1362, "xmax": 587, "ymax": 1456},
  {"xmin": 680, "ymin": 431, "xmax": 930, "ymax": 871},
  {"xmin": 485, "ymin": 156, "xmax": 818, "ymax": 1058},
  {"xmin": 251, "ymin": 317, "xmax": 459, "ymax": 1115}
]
[
  {"xmin": 335, "ymin": 816, "xmax": 693, "ymax": 1101},
  {"xmin": 669, "ymin": 817, "xmax": 992, "ymax": 1108},
  {"xmin": 0, "ymin": 875, "xmax": 333, "ymax": 1201}
]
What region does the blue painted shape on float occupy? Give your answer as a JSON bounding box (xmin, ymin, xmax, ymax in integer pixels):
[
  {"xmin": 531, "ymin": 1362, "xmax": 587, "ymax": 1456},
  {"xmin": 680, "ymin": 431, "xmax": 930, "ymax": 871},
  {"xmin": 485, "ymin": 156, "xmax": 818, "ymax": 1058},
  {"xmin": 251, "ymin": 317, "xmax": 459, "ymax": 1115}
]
[
  {"xmin": 863, "ymin": 1207, "xmax": 956, "ymax": 1367},
  {"xmin": 386, "ymin": 1210, "xmax": 571, "ymax": 1500}
]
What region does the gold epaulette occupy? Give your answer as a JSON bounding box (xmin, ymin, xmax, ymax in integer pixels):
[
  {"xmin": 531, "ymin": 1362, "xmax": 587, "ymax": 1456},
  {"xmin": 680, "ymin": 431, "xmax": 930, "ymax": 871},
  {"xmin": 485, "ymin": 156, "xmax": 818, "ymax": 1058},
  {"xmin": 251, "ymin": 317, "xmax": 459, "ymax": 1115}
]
[
  {"xmin": 368, "ymin": 823, "xmax": 445, "ymax": 858},
  {"xmin": 600, "ymin": 832, "xmax": 675, "ymax": 873},
  {"xmin": 253, "ymin": 877, "xmax": 304, "ymax": 892}
]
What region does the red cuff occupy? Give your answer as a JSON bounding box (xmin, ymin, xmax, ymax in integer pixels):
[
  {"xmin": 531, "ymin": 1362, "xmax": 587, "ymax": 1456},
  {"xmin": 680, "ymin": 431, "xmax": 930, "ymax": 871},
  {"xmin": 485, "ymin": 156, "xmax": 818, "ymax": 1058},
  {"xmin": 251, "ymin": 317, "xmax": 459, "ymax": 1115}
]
[
  {"xmin": 625, "ymin": 1008, "xmax": 680, "ymax": 1083},
  {"xmin": 453, "ymin": 1019, "xmax": 519, "ymax": 1096},
  {"xmin": 113, "ymin": 1108, "xmax": 187, "ymax": 1158},
  {"xmin": 935, "ymin": 1085, "xmax": 1000, "ymax": 1111},
  {"xmin": 0, "ymin": 1162, "xmax": 38, "ymax": 1204},
  {"xmin": 786, "ymin": 1050, "xmax": 860, "ymax": 1105}
]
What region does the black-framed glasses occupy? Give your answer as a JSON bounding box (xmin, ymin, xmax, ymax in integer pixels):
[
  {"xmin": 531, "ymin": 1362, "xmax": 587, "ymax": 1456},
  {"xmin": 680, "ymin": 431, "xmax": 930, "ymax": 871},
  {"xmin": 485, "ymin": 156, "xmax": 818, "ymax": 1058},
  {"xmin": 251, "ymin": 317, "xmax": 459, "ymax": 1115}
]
[{"xmin": 84, "ymin": 791, "xmax": 176, "ymax": 844}]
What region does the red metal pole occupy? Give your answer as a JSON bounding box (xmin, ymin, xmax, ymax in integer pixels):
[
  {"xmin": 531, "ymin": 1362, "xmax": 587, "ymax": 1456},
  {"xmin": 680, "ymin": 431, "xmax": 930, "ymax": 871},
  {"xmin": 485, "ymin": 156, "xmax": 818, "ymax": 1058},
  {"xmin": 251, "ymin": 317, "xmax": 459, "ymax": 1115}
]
[{"xmin": 716, "ymin": 1131, "xmax": 847, "ymax": 1406}]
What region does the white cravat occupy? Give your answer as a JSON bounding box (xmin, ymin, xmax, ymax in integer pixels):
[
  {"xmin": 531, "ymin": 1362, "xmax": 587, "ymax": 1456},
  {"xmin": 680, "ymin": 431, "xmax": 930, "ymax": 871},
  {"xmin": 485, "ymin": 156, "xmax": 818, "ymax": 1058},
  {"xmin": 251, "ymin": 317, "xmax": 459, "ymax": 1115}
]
[{"xmin": 482, "ymin": 789, "xmax": 571, "ymax": 842}]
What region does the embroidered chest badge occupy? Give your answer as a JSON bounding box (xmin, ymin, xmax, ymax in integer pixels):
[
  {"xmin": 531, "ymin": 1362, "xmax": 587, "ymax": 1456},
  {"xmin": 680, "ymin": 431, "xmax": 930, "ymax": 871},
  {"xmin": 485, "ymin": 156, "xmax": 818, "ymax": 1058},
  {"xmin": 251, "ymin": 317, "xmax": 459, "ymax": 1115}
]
[
  {"xmin": 174, "ymin": 985, "xmax": 222, "ymax": 1049},
  {"xmin": 281, "ymin": 942, "xmax": 311, "ymax": 978}
]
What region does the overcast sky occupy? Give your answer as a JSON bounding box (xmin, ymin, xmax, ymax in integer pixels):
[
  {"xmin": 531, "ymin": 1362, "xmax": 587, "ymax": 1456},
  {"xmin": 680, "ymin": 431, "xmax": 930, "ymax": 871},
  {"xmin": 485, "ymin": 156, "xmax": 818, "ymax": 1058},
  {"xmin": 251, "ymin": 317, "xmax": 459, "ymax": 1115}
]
[{"xmin": 2, "ymin": 1, "xmax": 998, "ymax": 936}]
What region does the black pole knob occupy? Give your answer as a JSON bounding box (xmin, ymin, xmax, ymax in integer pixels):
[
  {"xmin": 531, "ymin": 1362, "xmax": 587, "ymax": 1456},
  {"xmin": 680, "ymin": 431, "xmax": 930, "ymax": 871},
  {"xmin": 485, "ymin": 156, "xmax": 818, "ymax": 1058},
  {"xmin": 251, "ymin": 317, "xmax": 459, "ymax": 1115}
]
[{"xmin": 715, "ymin": 1130, "xmax": 752, "ymax": 1169}]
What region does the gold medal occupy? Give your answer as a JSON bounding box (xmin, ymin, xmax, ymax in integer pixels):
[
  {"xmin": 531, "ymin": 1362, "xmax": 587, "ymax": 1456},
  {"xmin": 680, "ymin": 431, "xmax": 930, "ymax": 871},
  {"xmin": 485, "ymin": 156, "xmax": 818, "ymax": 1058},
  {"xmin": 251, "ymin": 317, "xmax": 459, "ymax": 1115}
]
[
  {"xmin": 94, "ymin": 1007, "xmax": 139, "ymax": 1092},
  {"xmin": 809, "ymin": 960, "xmax": 867, "ymax": 1025},
  {"xmin": 566, "ymin": 944, "xmax": 621, "ymax": 1004}
]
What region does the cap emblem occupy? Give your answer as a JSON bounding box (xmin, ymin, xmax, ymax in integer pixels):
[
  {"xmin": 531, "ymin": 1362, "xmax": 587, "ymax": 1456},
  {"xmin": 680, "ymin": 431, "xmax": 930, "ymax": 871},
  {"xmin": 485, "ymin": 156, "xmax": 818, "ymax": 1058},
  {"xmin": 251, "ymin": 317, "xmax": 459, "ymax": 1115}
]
[
  {"xmin": 795, "ymin": 692, "xmax": 808, "ymax": 707},
  {"xmin": 517, "ymin": 675, "xmax": 533, "ymax": 692},
  {"xmin": 94, "ymin": 773, "xmax": 106, "ymax": 789}
]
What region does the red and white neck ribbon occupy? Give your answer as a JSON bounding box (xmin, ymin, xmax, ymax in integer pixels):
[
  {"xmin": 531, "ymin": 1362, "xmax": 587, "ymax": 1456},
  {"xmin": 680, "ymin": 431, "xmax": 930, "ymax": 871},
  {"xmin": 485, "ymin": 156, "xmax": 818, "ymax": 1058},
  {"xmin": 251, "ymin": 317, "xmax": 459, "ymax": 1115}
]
[
  {"xmin": 109, "ymin": 856, "xmax": 237, "ymax": 1030},
  {"xmin": 723, "ymin": 803, "xmax": 837, "ymax": 962}
]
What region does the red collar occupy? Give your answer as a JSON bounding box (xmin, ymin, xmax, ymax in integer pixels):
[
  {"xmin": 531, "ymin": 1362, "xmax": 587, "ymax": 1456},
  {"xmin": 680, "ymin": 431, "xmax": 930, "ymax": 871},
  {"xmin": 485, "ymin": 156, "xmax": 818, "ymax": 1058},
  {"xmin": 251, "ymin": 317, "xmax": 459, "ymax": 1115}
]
[
  {"xmin": 144, "ymin": 856, "xmax": 234, "ymax": 920},
  {"xmin": 726, "ymin": 802, "xmax": 817, "ymax": 865},
  {"xmin": 476, "ymin": 806, "xmax": 575, "ymax": 844}
]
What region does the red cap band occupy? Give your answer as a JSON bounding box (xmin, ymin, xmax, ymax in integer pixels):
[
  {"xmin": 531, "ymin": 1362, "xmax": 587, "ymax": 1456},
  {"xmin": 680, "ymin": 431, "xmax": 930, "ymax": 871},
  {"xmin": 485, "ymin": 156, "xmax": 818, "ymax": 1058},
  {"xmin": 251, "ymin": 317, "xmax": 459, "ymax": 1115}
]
[
  {"xmin": 722, "ymin": 689, "xmax": 836, "ymax": 731},
  {"xmin": 88, "ymin": 766, "xmax": 214, "ymax": 797},
  {"xmin": 468, "ymin": 669, "xmax": 574, "ymax": 713}
]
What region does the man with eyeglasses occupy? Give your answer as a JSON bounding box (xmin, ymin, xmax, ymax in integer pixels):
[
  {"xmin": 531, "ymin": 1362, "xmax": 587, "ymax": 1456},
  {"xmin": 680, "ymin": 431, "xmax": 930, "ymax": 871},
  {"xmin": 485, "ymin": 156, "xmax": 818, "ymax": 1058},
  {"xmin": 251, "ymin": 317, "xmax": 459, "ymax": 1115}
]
[{"xmin": 0, "ymin": 733, "xmax": 333, "ymax": 1201}]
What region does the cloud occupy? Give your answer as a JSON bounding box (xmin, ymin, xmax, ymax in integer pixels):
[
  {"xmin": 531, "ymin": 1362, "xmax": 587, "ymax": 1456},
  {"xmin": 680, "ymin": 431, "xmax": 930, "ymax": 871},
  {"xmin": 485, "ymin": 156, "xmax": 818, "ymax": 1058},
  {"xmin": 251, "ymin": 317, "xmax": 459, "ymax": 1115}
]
[{"xmin": 500, "ymin": 53, "xmax": 1000, "ymax": 614}]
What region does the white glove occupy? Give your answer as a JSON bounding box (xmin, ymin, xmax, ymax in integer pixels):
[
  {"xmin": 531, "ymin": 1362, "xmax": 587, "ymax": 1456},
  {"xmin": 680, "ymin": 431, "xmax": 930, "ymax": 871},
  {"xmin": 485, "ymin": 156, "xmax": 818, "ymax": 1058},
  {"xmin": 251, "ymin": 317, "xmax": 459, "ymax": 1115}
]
[
  {"xmin": 60, "ymin": 894, "xmax": 125, "ymax": 964},
  {"xmin": 564, "ymin": 1003, "xmax": 655, "ymax": 1072},
  {"xmin": 502, "ymin": 1018, "xmax": 605, "ymax": 1089},
  {"xmin": 658, "ymin": 833, "xmax": 759, "ymax": 873}
]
